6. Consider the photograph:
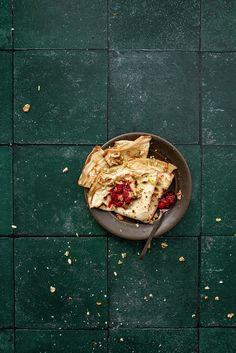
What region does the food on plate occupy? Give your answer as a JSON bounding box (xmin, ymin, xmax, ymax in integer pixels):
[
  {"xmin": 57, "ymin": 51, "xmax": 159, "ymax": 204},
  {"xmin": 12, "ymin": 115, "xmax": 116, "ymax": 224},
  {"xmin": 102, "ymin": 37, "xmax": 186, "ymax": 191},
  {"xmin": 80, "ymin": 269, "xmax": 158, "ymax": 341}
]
[{"xmin": 78, "ymin": 136, "xmax": 177, "ymax": 224}]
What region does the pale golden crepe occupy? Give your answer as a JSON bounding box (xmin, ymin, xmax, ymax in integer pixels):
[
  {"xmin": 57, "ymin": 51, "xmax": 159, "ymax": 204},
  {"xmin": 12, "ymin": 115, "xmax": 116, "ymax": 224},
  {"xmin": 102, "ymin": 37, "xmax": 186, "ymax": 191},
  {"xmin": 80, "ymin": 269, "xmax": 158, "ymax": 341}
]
[
  {"xmin": 78, "ymin": 146, "xmax": 108, "ymax": 188},
  {"xmin": 78, "ymin": 135, "xmax": 177, "ymax": 224},
  {"xmin": 87, "ymin": 165, "xmax": 160, "ymax": 223},
  {"xmin": 104, "ymin": 135, "xmax": 151, "ymax": 166}
]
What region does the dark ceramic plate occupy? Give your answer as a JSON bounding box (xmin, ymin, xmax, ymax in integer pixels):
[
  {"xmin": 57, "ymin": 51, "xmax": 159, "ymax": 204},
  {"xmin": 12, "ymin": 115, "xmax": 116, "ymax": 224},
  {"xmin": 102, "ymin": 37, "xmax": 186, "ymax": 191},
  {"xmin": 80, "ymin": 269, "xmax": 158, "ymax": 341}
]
[{"xmin": 86, "ymin": 132, "xmax": 192, "ymax": 240}]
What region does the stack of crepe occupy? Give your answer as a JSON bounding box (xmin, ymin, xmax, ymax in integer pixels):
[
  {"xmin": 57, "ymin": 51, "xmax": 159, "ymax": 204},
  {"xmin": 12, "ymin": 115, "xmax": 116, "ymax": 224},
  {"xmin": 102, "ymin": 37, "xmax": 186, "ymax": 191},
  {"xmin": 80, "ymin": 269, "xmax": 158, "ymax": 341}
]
[{"xmin": 78, "ymin": 136, "xmax": 177, "ymax": 224}]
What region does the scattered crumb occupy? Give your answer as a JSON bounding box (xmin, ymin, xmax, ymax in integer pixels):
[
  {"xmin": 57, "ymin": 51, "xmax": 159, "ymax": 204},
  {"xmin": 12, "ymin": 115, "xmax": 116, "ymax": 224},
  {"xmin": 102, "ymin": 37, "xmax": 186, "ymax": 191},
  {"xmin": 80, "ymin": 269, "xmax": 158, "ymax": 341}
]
[
  {"xmin": 204, "ymin": 296, "xmax": 208, "ymax": 300},
  {"xmin": 137, "ymin": 252, "xmax": 140, "ymax": 256},
  {"xmin": 176, "ymin": 190, "xmax": 183, "ymax": 200},
  {"xmin": 179, "ymin": 256, "xmax": 185, "ymax": 262},
  {"xmin": 149, "ymin": 294, "xmax": 153, "ymax": 298},
  {"xmin": 62, "ymin": 167, "xmax": 69, "ymax": 173},
  {"xmin": 144, "ymin": 296, "xmax": 148, "ymax": 301},
  {"xmin": 112, "ymin": 12, "xmax": 120, "ymax": 16},
  {"xmin": 227, "ymin": 313, "xmax": 235, "ymax": 319},
  {"xmin": 37, "ymin": 85, "xmax": 41, "ymax": 91},
  {"xmin": 114, "ymin": 272, "xmax": 117, "ymax": 276},
  {"xmin": 118, "ymin": 260, "xmax": 123, "ymax": 265},
  {"xmin": 68, "ymin": 296, "xmax": 72, "ymax": 300},
  {"xmin": 23, "ymin": 103, "xmax": 31, "ymax": 112},
  {"xmin": 204, "ymin": 286, "xmax": 210, "ymax": 290},
  {"xmin": 216, "ymin": 217, "xmax": 222, "ymax": 222},
  {"xmin": 11, "ymin": 224, "xmax": 17, "ymax": 229},
  {"xmin": 136, "ymin": 223, "xmax": 140, "ymax": 228},
  {"xmin": 120, "ymin": 338, "xmax": 124, "ymax": 342},
  {"xmin": 121, "ymin": 253, "xmax": 127, "ymax": 259},
  {"xmin": 161, "ymin": 242, "xmax": 168, "ymax": 249},
  {"xmin": 64, "ymin": 251, "xmax": 69, "ymax": 256},
  {"xmin": 68, "ymin": 258, "xmax": 72, "ymax": 265},
  {"xmin": 215, "ymin": 296, "xmax": 220, "ymax": 301},
  {"xmin": 86, "ymin": 310, "xmax": 90, "ymax": 316},
  {"xmin": 116, "ymin": 214, "xmax": 124, "ymax": 221},
  {"xmin": 219, "ymin": 281, "xmax": 223, "ymax": 284},
  {"xmin": 96, "ymin": 302, "xmax": 102, "ymax": 306},
  {"xmin": 50, "ymin": 286, "xmax": 56, "ymax": 293},
  {"xmin": 192, "ymin": 314, "xmax": 196, "ymax": 318},
  {"xmin": 163, "ymin": 298, "xmax": 167, "ymax": 302}
]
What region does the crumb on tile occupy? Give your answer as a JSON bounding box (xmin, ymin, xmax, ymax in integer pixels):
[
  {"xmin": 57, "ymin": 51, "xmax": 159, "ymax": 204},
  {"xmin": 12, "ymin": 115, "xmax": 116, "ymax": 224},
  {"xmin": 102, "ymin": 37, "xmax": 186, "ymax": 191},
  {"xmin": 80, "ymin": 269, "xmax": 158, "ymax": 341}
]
[
  {"xmin": 50, "ymin": 286, "xmax": 56, "ymax": 293},
  {"xmin": 227, "ymin": 313, "xmax": 235, "ymax": 319},
  {"xmin": 96, "ymin": 302, "xmax": 102, "ymax": 306},
  {"xmin": 23, "ymin": 103, "xmax": 31, "ymax": 112},
  {"xmin": 62, "ymin": 167, "xmax": 69, "ymax": 173},
  {"xmin": 161, "ymin": 242, "xmax": 168, "ymax": 249},
  {"xmin": 121, "ymin": 253, "xmax": 127, "ymax": 259},
  {"xmin": 215, "ymin": 217, "xmax": 222, "ymax": 222},
  {"xmin": 179, "ymin": 256, "xmax": 185, "ymax": 262}
]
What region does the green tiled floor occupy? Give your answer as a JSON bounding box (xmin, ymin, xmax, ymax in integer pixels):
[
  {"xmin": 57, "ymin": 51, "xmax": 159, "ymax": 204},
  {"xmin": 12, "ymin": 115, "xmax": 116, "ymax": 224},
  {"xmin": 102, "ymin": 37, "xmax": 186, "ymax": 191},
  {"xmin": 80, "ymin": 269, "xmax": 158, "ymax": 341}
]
[{"xmin": 0, "ymin": 0, "xmax": 236, "ymax": 352}]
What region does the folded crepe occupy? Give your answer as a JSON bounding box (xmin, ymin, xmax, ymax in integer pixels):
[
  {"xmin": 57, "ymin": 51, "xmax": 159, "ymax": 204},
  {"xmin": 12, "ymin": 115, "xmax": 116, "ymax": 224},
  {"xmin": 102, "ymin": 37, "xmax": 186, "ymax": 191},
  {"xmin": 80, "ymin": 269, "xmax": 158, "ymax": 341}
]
[
  {"xmin": 79, "ymin": 135, "xmax": 177, "ymax": 224},
  {"xmin": 87, "ymin": 164, "xmax": 160, "ymax": 223},
  {"xmin": 78, "ymin": 136, "xmax": 151, "ymax": 188},
  {"xmin": 104, "ymin": 135, "xmax": 151, "ymax": 166},
  {"xmin": 87, "ymin": 160, "xmax": 176, "ymax": 223}
]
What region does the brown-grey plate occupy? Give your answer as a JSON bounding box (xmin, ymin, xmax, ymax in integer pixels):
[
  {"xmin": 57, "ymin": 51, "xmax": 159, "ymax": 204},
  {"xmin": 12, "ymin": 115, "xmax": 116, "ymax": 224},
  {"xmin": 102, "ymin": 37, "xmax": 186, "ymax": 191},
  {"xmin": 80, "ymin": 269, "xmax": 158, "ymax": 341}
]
[{"xmin": 85, "ymin": 132, "xmax": 192, "ymax": 240}]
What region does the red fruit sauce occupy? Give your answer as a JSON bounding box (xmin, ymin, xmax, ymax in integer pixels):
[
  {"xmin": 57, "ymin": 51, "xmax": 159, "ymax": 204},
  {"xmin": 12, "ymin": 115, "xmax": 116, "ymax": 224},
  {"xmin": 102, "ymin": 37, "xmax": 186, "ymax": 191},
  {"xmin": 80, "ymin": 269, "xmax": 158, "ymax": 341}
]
[
  {"xmin": 158, "ymin": 192, "xmax": 176, "ymax": 209},
  {"xmin": 108, "ymin": 181, "xmax": 133, "ymax": 208}
]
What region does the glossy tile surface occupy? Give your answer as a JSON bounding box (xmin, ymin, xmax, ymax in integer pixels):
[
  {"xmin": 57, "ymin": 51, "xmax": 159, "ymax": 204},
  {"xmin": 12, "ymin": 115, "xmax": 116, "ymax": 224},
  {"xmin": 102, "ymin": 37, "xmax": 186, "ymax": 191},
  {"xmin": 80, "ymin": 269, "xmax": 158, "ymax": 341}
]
[
  {"xmin": 14, "ymin": 146, "xmax": 106, "ymax": 235},
  {"xmin": 0, "ymin": 239, "xmax": 13, "ymax": 328},
  {"xmin": 202, "ymin": 147, "xmax": 236, "ymax": 236},
  {"xmin": 15, "ymin": 238, "xmax": 107, "ymax": 328},
  {"xmin": 108, "ymin": 237, "xmax": 198, "ymax": 327},
  {"xmin": 14, "ymin": 0, "xmax": 107, "ymax": 48},
  {"xmin": 109, "ymin": 0, "xmax": 200, "ymax": 49},
  {"xmin": 14, "ymin": 51, "xmax": 107, "ymax": 144},
  {"xmin": 201, "ymin": 237, "xmax": 236, "ymax": 326},
  {"xmin": 109, "ymin": 51, "xmax": 199, "ymax": 143}
]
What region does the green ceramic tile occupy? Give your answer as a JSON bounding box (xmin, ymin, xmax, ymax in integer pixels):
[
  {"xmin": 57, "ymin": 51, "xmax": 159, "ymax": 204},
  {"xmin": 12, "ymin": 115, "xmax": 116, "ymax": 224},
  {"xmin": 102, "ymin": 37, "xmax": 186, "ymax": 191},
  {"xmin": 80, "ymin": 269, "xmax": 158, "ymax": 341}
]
[
  {"xmin": 168, "ymin": 145, "xmax": 201, "ymax": 236},
  {"xmin": 15, "ymin": 237, "xmax": 107, "ymax": 328},
  {"xmin": 0, "ymin": 0, "xmax": 12, "ymax": 48},
  {"xmin": 0, "ymin": 147, "xmax": 12, "ymax": 234},
  {"xmin": 109, "ymin": 51, "xmax": 199, "ymax": 144},
  {"xmin": 109, "ymin": 0, "xmax": 199, "ymax": 49},
  {"xmin": 108, "ymin": 237, "xmax": 198, "ymax": 327},
  {"xmin": 14, "ymin": 51, "xmax": 107, "ymax": 144},
  {"xmin": 0, "ymin": 330, "xmax": 13, "ymax": 353},
  {"xmin": 0, "ymin": 52, "xmax": 12, "ymax": 143},
  {"xmin": 15, "ymin": 330, "xmax": 107, "ymax": 353},
  {"xmin": 0, "ymin": 239, "xmax": 13, "ymax": 328},
  {"xmin": 202, "ymin": 147, "xmax": 236, "ymax": 236},
  {"xmin": 201, "ymin": 237, "xmax": 236, "ymax": 327},
  {"xmin": 14, "ymin": 0, "xmax": 107, "ymax": 48},
  {"xmin": 202, "ymin": 0, "xmax": 236, "ymax": 50},
  {"xmin": 14, "ymin": 146, "xmax": 106, "ymax": 235},
  {"xmin": 109, "ymin": 329, "xmax": 198, "ymax": 353},
  {"xmin": 202, "ymin": 53, "xmax": 236, "ymax": 145},
  {"xmin": 200, "ymin": 328, "xmax": 236, "ymax": 353}
]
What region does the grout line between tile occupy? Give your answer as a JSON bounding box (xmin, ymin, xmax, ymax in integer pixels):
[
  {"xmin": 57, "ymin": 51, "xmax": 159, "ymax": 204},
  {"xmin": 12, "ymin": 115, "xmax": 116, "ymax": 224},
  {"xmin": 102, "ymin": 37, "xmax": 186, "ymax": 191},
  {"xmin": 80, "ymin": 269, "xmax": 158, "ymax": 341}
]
[
  {"xmin": 197, "ymin": 3, "xmax": 202, "ymax": 351},
  {"xmin": 198, "ymin": 1, "xmax": 203, "ymax": 347},
  {"xmin": 11, "ymin": 1, "xmax": 17, "ymax": 351}
]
